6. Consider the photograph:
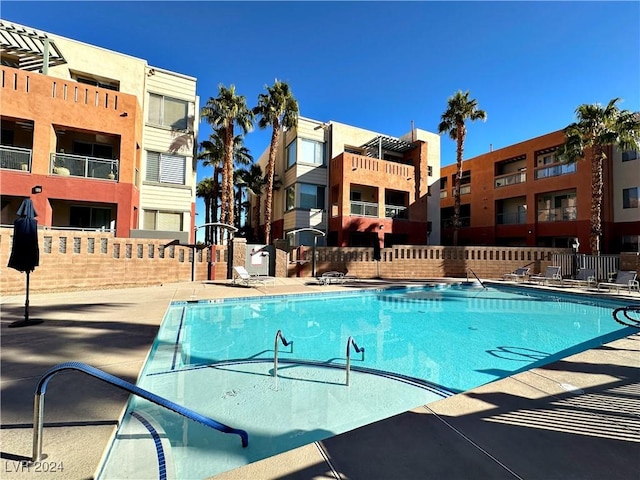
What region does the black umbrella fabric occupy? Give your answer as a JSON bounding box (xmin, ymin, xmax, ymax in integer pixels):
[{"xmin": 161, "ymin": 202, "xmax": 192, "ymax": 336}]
[{"xmin": 8, "ymin": 198, "xmax": 42, "ymax": 327}]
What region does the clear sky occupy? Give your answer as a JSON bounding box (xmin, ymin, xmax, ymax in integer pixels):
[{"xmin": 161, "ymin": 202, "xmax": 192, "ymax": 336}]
[{"xmin": 2, "ymin": 1, "xmax": 639, "ymax": 228}]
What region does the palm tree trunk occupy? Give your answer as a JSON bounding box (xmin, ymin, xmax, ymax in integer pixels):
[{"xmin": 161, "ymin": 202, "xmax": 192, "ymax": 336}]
[
  {"xmin": 453, "ymin": 126, "xmax": 465, "ymax": 247},
  {"xmin": 264, "ymin": 125, "xmax": 280, "ymax": 245},
  {"xmin": 590, "ymin": 146, "xmax": 605, "ymax": 255},
  {"xmin": 204, "ymin": 197, "xmax": 211, "ymax": 244},
  {"xmin": 253, "ymin": 195, "xmax": 261, "ymax": 242},
  {"xmin": 223, "ymin": 126, "xmax": 235, "ymax": 227},
  {"xmin": 212, "ymin": 166, "xmax": 221, "ymax": 243}
]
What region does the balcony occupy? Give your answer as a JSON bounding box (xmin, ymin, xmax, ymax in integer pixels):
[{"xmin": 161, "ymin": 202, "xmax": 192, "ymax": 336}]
[
  {"xmin": 537, "ymin": 206, "xmax": 577, "ymax": 222},
  {"xmin": 535, "ymin": 162, "xmax": 576, "ymax": 179},
  {"xmin": 459, "ymin": 185, "xmax": 471, "ymax": 195},
  {"xmin": 350, "ymin": 200, "xmax": 378, "ymax": 217},
  {"xmin": 385, "ymin": 205, "xmax": 408, "ymax": 219},
  {"xmin": 496, "ymin": 211, "xmax": 527, "ymax": 225},
  {"xmin": 440, "ymin": 190, "xmax": 448, "ymax": 199},
  {"xmin": 50, "ymin": 153, "xmax": 119, "ymax": 181},
  {"xmin": 0, "ymin": 145, "xmax": 32, "ymax": 172},
  {"xmin": 495, "ymin": 171, "xmax": 526, "ymax": 188}
]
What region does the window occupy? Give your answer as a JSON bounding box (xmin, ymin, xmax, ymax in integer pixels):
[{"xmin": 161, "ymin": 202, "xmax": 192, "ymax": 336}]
[
  {"xmin": 146, "ymin": 151, "xmax": 186, "ymax": 184},
  {"xmin": 299, "ymin": 139, "xmax": 324, "ymax": 165},
  {"xmin": 286, "ymin": 141, "xmax": 297, "ymax": 168},
  {"xmin": 285, "ymin": 186, "xmax": 295, "ymax": 211},
  {"xmin": 622, "ymin": 150, "xmax": 638, "ymax": 162},
  {"xmin": 621, "ymin": 235, "xmax": 639, "ymax": 252},
  {"xmin": 428, "ymin": 165, "xmax": 433, "ymax": 177},
  {"xmin": 300, "ymin": 183, "xmax": 325, "ymax": 209},
  {"xmin": 73, "ymin": 141, "xmax": 113, "ymax": 159},
  {"xmin": 73, "ymin": 73, "xmax": 120, "ymax": 91},
  {"xmin": 623, "ymin": 187, "xmax": 639, "ymax": 209},
  {"xmin": 143, "ymin": 210, "xmax": 183, "ymax": 231},
  {"xmin": 69, "ymin": 206, "xmax": 112, "ymax": 229},
  {"xmin": 148, "ymin": 93, "xmax": 189, "ymax": 130}
]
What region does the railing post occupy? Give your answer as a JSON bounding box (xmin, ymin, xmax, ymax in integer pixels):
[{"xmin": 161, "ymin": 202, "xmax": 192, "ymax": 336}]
[
  {"xmin": 274, "ymin": 330, "xmax": 293, "ymax": 383},
  {"xmin": 346, "ymin": 337, "xmax": 365, "ymax": 386},
  {"xmin": 32, "ymin": 393, "xmax": 45, "ymax": 462}
]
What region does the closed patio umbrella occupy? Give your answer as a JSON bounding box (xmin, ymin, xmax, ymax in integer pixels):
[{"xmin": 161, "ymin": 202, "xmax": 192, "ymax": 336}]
[{"xmin": 8, "ymin": 198, "xmax": 42, "ymax": 328}]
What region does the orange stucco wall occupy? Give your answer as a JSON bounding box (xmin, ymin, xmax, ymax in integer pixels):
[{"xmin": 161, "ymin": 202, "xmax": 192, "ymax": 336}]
[{"xmin": 1, "ymin": 66, "xmax": 142, "ymax": 237}]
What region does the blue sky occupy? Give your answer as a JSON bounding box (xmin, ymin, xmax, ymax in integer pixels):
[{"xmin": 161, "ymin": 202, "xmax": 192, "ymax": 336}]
[{"xmin": 3, "ymin": 1, "xmax": 639, "ymax": 228}]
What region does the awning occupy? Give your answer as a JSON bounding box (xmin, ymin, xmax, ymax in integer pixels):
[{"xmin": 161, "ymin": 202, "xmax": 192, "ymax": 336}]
[
  {"xmin": 0, "ymin": 21, "xmax": 66, "ymax": 71},
  {"xmin": 360, "ymin": 135, "xmax": 416, "ymax": 157}
]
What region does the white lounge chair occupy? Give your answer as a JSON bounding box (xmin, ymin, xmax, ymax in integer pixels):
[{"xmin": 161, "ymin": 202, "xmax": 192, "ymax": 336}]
[
  {"xmin": 597, "ymin": 270, "xmax": 639, "ymax": 293},
  {"xmin": 503, "ymin": 267, "xmax": 530, "ymax": 282},
  {"xmin": 529, "ymin": 266, "xmax": 562, "ymax": 285},
  {"xmin": 233, "ymin": 266, "xmax": 274, "ymax": 287},
  {"xmin": 561, "ymin": 268, "xmax": 596, "ymax": 288}
]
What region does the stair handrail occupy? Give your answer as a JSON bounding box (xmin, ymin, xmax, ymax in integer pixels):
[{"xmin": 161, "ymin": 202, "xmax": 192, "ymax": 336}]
[
  {"xmin": 31, "ymin": 362, "xmax": 248, "ymax": 462},
  {"xmin": 274, "ymin": 329, "xmax": 293, "ymax": 380},
  {"xmin": 346, "ymin": 336, "xmax": 365, "ymax": 386},
  {"xmin": 466, "ymin": 268, "xmax": 487, "ymax": 289}
]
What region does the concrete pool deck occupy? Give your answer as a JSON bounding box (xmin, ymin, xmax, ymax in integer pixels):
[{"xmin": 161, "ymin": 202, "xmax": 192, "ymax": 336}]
[{"xmin": 1, "ymin": 278, "xmax": 638, "ymax": 479}]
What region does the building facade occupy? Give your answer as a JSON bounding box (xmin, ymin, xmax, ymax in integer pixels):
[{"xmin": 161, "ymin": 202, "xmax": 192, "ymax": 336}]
[
  {"xmin": 252, "ymin": 117, "xmax": 441, "ymax": 249},
  {"xmin": 0, "ymin": 20, "xmax": 198, "ymax": 242},
  {"xmin": 439, "ymin": 130, "xmax": 639, "ymax": 253}
]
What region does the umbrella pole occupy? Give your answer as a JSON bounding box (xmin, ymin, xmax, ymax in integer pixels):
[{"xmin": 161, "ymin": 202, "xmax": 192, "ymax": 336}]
[{"xmin": 25, "ymin": 271, "xmax": 30, "ymax": 322}]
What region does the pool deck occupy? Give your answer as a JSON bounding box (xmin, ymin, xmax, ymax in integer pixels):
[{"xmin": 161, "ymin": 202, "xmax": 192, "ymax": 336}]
[{"xmin": 1, "ymin": 278, "xmax": 638, "ymax": 479}]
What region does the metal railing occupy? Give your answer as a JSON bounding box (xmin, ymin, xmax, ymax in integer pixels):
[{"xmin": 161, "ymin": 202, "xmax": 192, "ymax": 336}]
[
  {"xmin": 496, "ymin": 211, "xmax": 527, "ymax": 225},
  {"xmin": 385, "ymin": 204, "xmax": 408, "ymax": 219},
  {"xmin": 50, "ymin": 153, "xmax": 119, "ymax": 181},
  {"xmin": 273, "ymin": 330, "xmax": 293, "ymax": 381},
  {"xmin": 346, "ymin": 337, "xmax": 365, "ymax": 386},
  {"xmin": 466, "ymin": 268, "xmax": 486, "ymax": 289},
  {"xmin": 31, "ymin": 362, "xmax": 248, "ymax": 462},
  {"xmin": 0, "ymin": 145, "xmax": 32, "ymax": 171},
  {"xmin": 494, "ymin": 171, "xmax": 526, "ymax": 188},
  {"xmin": 350, "ymin": 200, "xmax": 378, "ymax": 217},
  {"xmin": 537, "ymin": 206, "xmax": 577, "ymax": 222},
  {"xmin": 552, "ymin": 253, "xmax": 619, "ymax": 281},
  {"xmin": 535, "ymin": 162, "xmax": 576, "ymax": 179}
]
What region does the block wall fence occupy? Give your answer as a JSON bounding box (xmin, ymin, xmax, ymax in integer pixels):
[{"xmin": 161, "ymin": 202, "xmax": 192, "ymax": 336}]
[{"xmin": 2, "ymin": 228, "xmax": 638, "ymax": 296}]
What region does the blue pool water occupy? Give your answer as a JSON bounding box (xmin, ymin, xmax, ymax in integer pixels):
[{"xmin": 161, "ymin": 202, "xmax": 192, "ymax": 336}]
[{"xmin": 97, "ymin": 284, "xmax": 636, "ymax": 479}]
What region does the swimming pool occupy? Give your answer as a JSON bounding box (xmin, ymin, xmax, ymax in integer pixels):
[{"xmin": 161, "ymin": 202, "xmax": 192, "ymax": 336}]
[{"xmin": 97, "ymin": 283, "xmax": 635, "ymax": 479}]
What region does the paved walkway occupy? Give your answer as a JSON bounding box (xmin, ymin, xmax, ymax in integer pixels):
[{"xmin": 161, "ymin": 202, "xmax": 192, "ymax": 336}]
[{"xmin": 1, "ymin": 278, "xmax": 638, "ymax": 479}]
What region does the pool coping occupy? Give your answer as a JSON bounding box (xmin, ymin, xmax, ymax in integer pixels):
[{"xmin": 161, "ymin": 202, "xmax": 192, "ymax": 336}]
[{"xmin": 1, "ymin": 277, "xmax": 638, "ymax": 480}]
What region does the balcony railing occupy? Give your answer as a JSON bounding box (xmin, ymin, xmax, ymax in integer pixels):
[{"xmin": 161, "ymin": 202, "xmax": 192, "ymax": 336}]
[
  {"xmin": 50, "ymin": 153, "xmax": 118, "ymax": 181},
  {"xmin": 440, "ymin": 190, "xmax": 448, "ymax": 199},
  {"xmin": 0, "ymin": 145, "xmax": 32, "ymax": 172},
  {"xmin": 537, "ymin": 206, "xmax": 577, "ymax": 222},
  {"xmin": 495, "ymin": 171, "xmax": 526, "ymax": 188},
  {"xmin": 535, "ymin": 162, "xmax": 576, "ymax": 179},
  {"xmin": 496, "ymin": 211, "xmax": 527, "ymax": 225},
  {"xmin": 385, "ymin": 205, "xmax": 408, "ymax": 219},
  {"xmin": 350, "ymin": 200, "xmax": 378, "ymax": 217},
  {"xmin": 460, "ymin": 185, "xmax": 471, "ymax": 195}
]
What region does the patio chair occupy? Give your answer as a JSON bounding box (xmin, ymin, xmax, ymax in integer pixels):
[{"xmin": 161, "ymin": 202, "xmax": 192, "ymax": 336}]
[
  {"xmin": 529, "ymin": 266, "xmax": 562, "ymax": 285},
  {"xmin": 561, "ymin": 268, "xmax": 596, "ymax": 288},
  {"xmin": 316, "ymin": 271, "xmax": 347, "ymax": 285},
  {"xmin": 233, "ymin": 266, "xmax": 275, "ymax": 287},
  {"xmin": 503, "ymin": 267, "xmax": 530, "ymax": 282},
  {"xmin": 597, "ymin": 270, "xmax": 639, "ymax": 294}
]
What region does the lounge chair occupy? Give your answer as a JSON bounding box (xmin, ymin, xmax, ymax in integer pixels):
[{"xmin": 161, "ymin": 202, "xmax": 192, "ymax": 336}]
[
  {"xmin": 561, "ymin": 268, "xmax": 596, "ymax": 288},
  {"xmin": 316, "ymin": 271, "xmax": 358, "ymax": 285},
  {"xmin": 529, "ymin": 266, "xmax": 562, "ymax": 285},
  {"xmin": 597, "ymin": 270, "xmax": 639, "ymax": 293},
  {"xmin": 233, "ymin": 266, "xmax": 275, "ymax": 287},
  {"xmin": 503, "ymin": 267, "xmax": 530, "ymax": 282}
]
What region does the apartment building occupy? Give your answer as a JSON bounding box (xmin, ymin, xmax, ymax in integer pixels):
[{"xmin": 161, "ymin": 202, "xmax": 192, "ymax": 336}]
[
  {"xmin": 439, "ymin": 130, "xmax": 639, "ymax": 253},
  {"xmin": 252, "ymin": 116, "xmax": 441, "ymax": 248},
  {"xmin": 0, "ymin": 20, "xmax": 198, "ymax": 242}
]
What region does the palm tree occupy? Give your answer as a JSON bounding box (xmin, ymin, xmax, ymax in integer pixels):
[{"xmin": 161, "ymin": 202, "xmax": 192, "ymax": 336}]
[
  {"xmin": 438, "ymin": 90, "xmax": 487, "ymax": 246},
  {"xmin": 253, "ymin": 80, "xmax": 299, "ymax": 244},
  {"xmin": 195, "ymin": 177, "xmax": 215, "ymax": 244},
  {"xmin": 201, "ymin": 84, "xmax": 254, "ymax": 227},
  {"xmin": 237, "ymin": 164, "xmax": 269, "ymax": 242},
  {"xmin": 198, "ymin": 129, "xmax": 252, "ymax": 243},
  {"xmin": 556, "ymin": 98, "xmax": 640, "ymax": 255}
]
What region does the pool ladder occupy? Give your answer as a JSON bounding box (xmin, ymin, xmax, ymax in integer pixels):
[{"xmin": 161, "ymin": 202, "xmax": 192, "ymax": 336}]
[
  {"xmin": 273, "ymin": 331, "xmax": 365, "ymax": 386},
  {"xmin": 30, "ymin": 362, "xmax": 248, "ymax": 463},
  {"xmin": 612, "ymin": 306, "xmax": 640, "ymax": 328}
]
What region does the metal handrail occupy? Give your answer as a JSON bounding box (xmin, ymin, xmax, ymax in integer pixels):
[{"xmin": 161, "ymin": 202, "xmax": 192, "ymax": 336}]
[
  {"xmin": 273, "ymin": 330, "xmax": 293, "ymax": 380},
  {"xmin": 31, "ymin": 362, "xmax": 248, "ymax": 462},
  {"xmin": 346, "ymin": 337, "xmax": 365, "ymax": 386},
  {"xmin": 466, "ymin": 268, "xmax": 486, "ymax": 289}
]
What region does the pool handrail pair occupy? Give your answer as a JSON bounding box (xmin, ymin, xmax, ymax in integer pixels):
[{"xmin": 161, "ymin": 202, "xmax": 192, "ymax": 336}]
[
  {"xmin": 30, "ymin": 362, "xmax": 248, "ymax": 462},
  {"xmin": 273, "ymin": 331, "xmax": 365, "ymax": 386},
  {"xmin": 612, "ymin": 305, "xmax": 640, "ymax": 328},
  {"xmin": 466, "ymin": 268, "xmax": 487, "ymax": 289}
]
